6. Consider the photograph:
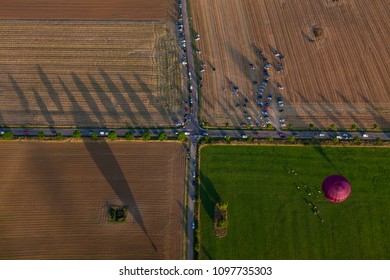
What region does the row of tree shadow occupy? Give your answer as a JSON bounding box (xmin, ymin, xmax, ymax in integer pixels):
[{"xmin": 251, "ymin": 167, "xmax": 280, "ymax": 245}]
[
  {"xmin": 3, "ymin": 65, "xmax": 170, "ymax": 254},
  {"xmin": 6, "ymin": 65, "xmax": 182, "ymax": 129}
]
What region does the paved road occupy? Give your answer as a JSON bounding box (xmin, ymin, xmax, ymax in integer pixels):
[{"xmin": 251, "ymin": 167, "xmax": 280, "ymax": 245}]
[{"xmin": 181, "ymin": 0, "xmax": 198, "ymax": 261}]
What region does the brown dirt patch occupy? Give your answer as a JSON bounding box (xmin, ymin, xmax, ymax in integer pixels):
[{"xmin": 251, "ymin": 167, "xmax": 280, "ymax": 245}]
[
  {"xmin": 191, "ymin": 0, "xmax": 390, "ymax": 129},
  {"xmin": 0, "ymin": 0, "xmax": 174, "ymax": 21},
  {"xmin": 0, "ymin": 142, "xmax": 185, "ymax": 259}
]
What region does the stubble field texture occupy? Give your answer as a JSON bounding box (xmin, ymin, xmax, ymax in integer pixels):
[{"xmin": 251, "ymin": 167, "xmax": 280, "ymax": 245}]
[
  {"xmin": 0, "ymin": 0, "xmax": 183, "ymax": 128},
  {"xmin": 199, "ymin": 145, "xmax": 390, "ymax": 259},
  {"xmin": 0, "ymin": 142, "xmax": 185, "ymax": 259},
  {"xmin": 0, "ymin": 0, "xmax": 174, "ymax": 21},
  {"xmin": 191, "ymin": 0, "xmax": 390, "ymax": 129}
]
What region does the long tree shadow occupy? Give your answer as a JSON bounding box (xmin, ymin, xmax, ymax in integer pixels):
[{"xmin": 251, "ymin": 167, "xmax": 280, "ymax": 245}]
[
  {"xmin": 83, "ymin": 141, "xmax": 157, "ymax": 252},
  {"xmin": 87, "ymin": 74, "xmax": 120, "ymax": 121},
  {"xmin": 134, "ymin": 73, "xmax": 172, "ymax": 123},
  {"xmin": 31, "ymin": 88, "xmax": 56, "ymax": 131},
  {"xmin": 71, "ymin": 72, "xmax": 105, "ymax": 125},
  {"xmin": 358, "ymin": 92, "xmax": 390, "ymax": 128},
  {"xmin": 100, "ymin": 68, "xmax": 160, "ymax": 126},
  {"xmin": 115, "ymin": 73, "xmax": 152, "ymax": 124},
  {"xmin": 60, "ymin": 75, "xmax": 157, "ymax": 252},
  {"xmin": 37, "ymin": 65, "xmax": 63, "ymax": 112},
  {"xmin": 59, "ymin": 77, "xmax": 99, "ymax": 127},
  {"xmin": 8, "ymin": 74, "xmax": 31, "ymax": 113},
  {"xmin": 199, "ymin": 171, "xmax": 221, "ymax": 221}
]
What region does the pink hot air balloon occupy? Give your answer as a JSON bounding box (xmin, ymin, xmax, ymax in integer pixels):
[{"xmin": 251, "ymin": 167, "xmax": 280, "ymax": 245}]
[{"xmin": 322, "ymin": 175, "xmax": 351, "ymax": 203}]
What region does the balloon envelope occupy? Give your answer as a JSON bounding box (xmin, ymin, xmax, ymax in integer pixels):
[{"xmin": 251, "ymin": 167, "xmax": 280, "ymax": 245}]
[{"xmin": 322, "ymin": 175, "xmax": 351, "ymax": 203}]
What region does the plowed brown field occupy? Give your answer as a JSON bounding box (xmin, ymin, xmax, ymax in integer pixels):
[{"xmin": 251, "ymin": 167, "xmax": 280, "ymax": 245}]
[
  {"xmin": 0, "ymin": 0, "xmax": 174, "ymax": 21},
  {"xmin": 0, "ymin": 142, "xmax": 185, "ymax": 259},
  {"xmin": 191, "ymin": 0, "xmax": 390, "ymax": 129},
  {"xmin": 0, "ymin": 20, "xmax": 183, "ymax": 127}
]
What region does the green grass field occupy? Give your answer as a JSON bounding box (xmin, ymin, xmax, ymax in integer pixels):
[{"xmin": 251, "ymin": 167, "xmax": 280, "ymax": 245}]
[{"xmin": 199, "ymin": 145, "xmax": 390, "ymax": 259}]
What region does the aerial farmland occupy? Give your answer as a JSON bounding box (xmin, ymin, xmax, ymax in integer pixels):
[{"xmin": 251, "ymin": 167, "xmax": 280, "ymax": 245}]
[
  {"xmin": 191, "ymin": 0, "xmax": 390, "ymax": 129},
  {"xmin": 0, "ymin": 0, "xmax": 183, "ymax": 128},
  {"xmin": 199, "ymin": 145, "xmax": 390, "ymax": 259},
  {"xmin": 0, "ymin": 142, "xmax": 185, "ymax": 259}
]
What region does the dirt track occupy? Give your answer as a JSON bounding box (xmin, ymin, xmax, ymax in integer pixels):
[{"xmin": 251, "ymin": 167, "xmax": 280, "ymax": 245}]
[
  {"xmin": 0, "ymin": 20, "xmax": 183, "ymax": 127},
  {"xmin": 0, "ymin": 142, "xmax": 185, "ymax": 259},
  {"xmin": 191, "ymin": 0, "xmax": 390, "ymax": 129},
  {"xmin": 0, "ymin": 0, "xmax": 173, "ymax": 21}
]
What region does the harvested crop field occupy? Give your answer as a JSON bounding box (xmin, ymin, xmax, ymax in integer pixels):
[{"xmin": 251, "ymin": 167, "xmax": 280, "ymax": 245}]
[
  {"xmin": 0, "ymin": 142, "xmax": 185, "ymax": 259},
  {"xmin": 0, "ymin": 0, "xmax": 175, "ymax": 21},
  {"xmin": 191, "ymin": 0, "xmax": 390, "ymax": 129},
  {"xmin": 0, "ymin": 20, "xmax": 183, "ymax": 128}
]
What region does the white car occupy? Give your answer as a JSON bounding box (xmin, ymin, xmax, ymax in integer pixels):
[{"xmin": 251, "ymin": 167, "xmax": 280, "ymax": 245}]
[
  {"xmin": 241, "ymin": 134, "xmax": 248, "ymax": 139},
  {"xmin": 362, "ymin": 134, "xmax": 368, "ymax": 138},
  {"xmin": 319, "ymin": 133, "xmax": 325, "ymax": 137},
  {"xmin": 184, "ymin": 132, "xmax": 190, "ymax": 136}
]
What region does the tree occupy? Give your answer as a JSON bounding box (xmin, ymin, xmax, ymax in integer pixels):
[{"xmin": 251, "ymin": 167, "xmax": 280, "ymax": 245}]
[
  {"xmin": 177, "ymin": 132, "xmax": 186, "ymax": 141},
  {"xmin": 267, "ymin": 136, "xmax": 274, "ymax": 142},
  {"xmin": 332, "ymin": 137, "xmax": 339, "ymax": 144},
  {"xmin": 289, "ymin": 135, "xmax": 296, "ymax": 143},
  {"xmin": 72, "ymin": 129, "xmax": 81, "ymax": 139},
  {"xmin": 309, "ymin": 123, "xmax": 315, "ymax": 129},
  {"xmin": 351, "ymin": 124, "xmax": 357, "ymax": 130},
  {"xmin": 225, "ymin": 122, "xmax": 230, "ymax": 127},
  {"xmin": 2, "ymin": 131, "xmax": 13, "ymax": 140},
  {"xmin": 90, "ymin": 132, "xmax": 98, "ymax": 140},
  {"xmin": 217, "ymin": 220, "xmax": 228, "ymax": 228},
  {"xmin": 287, "ymin": 123, "xmax": 294, "ymax": 130},
  {"xmin": 225, "ymin": 135, "xmax": 231, "ymax": 141},
  {"xmin": 204, "ymin": 135, "xmax": 210, "ymax": 141},
  {"xmin": 124, "ymin": 132, "xmax": 134, "ymax": 140},
  {"xmin": 266, "ymin": 123, "xmax": 273, "ymax": 129},
  {"xmin": 373, "ymin": 124, "xmax": 379, "ymax": 130},
  {"xmin": 37, "ymin": 131, "xmax": 45, "ymax": 140},
  {"xmin": 108, "ymin": 131, "xmax": 117, "ymax": 140},
  {"xmin": 142, "ymin": 131, "xmax": 151, "ymax": 141},
  {"xmin": 247, "ymin": 135, "xmax": 254, "ymax": 142},
  {"xmin": 353, "ymin": 137, "xmax": 361, "ymax": 144},
  {"xmin": 218, "ymin": 202, "xmax": 228, "ymax": 211},
  {"xmin": 313, "ymin": 25, "xmax": 324, "ymax": 39},
  {"xmin": 375, "ymin": 138, "xmax": 382, "ymax": 144},
  {"xmin": 55, "ymin": 133, "xmax": 63, "ymax": 140},
  {"xmin": 246, "ymin": 124, "xmax": 251, "ymax": 129},
  {"xmin": 158, "ymin": 132, "xmax": 168, "ymax": 141},
  {"xmin": 329, "ymin": 123, "xmax": 336, "ymax": 130}
]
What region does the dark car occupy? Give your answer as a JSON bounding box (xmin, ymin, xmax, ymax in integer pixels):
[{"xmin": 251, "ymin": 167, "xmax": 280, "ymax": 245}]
[{"xmin": 279, "ymin": 133, "xmax": 286, "ymax": 139}]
